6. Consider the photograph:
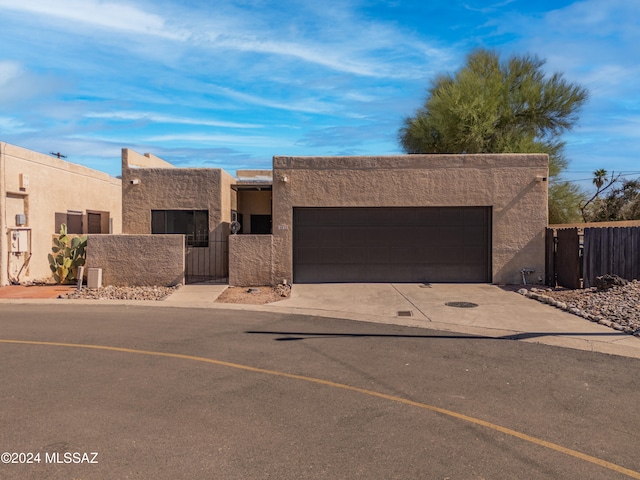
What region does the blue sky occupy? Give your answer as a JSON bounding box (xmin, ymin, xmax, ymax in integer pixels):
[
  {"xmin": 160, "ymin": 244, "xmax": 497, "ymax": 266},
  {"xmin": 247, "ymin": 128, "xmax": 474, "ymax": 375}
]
[{"xmin": 0, "ymin": 0, "xmax": 638, "ymax": 189}]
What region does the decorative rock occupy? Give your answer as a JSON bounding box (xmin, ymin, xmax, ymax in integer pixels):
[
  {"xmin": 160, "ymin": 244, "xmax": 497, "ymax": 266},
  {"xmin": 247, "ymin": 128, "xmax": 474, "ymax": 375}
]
[
  {"xmin": 595, "ymin": 274, "xmax": 629, "ymax": 290},
  {"xmin": 66, "ymin": 285, "xmax": 180, "ymax": 301},
  {"xmin": 275, "ymin": 283, "xmax": 292, "ymax": 297}
]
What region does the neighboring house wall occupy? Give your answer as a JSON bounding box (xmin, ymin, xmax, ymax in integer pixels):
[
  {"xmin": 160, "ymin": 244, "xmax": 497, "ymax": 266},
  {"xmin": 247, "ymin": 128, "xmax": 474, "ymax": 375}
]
[
  {"xmin": 0, "ymin": 142, "xmax": 122, "ymax": 286},
  {"xmin": 269, "ymin": 154, "xmax": 548, "ymax": 285},
  {"xmin": 87, "ymin": 234, "xmax": 184, "ymax": 286}
]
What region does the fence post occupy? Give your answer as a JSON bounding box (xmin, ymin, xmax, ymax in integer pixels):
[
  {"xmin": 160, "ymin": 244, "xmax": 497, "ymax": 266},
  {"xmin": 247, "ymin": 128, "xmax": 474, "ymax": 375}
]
[{"xmin": 545, "ymin": 228, "xmax": 556, "ymax": 286}]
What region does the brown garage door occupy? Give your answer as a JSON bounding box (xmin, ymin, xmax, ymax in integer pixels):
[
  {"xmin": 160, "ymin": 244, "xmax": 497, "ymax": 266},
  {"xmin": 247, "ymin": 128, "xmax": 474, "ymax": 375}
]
[{"xmin": 293, "ymin": 207, "xmax": 491, "ymax": 283}]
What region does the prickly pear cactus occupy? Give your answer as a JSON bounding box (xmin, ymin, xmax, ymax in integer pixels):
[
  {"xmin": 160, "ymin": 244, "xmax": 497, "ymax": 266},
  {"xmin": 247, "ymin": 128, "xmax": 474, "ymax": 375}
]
[{"xmin": 48, "ymin": 224, "xmax": 87, "ymax": 284}]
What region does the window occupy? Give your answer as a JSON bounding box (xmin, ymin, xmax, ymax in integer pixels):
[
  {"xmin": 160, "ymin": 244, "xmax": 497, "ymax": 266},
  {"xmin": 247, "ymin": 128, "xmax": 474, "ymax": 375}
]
[
  {"xmin": 54, "ymin": 211, "xmax": 83, "ymax": 234},
  {"xmin": 151, "ymin": 210, "xmax": 209, "ymax": 247}
]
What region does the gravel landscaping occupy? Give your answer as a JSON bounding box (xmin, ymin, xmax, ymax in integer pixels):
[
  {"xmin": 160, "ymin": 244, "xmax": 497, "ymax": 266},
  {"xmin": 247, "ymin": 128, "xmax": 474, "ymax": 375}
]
[
  {"xmin": 64, "ymin": 283, "xmax": 292, "ymax": 304},
  {"xmin": 66, "ymin": 285, "xmax": 181, "ymax": 301},
  {"xmin": 518, "ymin": 277, "xmax": 640, "ymax": 337}
]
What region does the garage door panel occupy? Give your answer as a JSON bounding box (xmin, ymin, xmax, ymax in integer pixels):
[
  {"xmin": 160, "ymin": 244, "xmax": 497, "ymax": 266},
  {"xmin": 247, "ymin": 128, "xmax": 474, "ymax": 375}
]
[
  {"xmin": 389, "ymin": 247, "xmax": 416, "ymax": 263},
  {"xmin": 463, "ymin": 225, "xmax": 487, "ymax": 239},
  {"xmin": 295, "ymin": 247, "xmax": 321, "ymax": 264},
  {"xmin": 293, "ymin": 207, "xmax": 490, "ymax": 283},
  {"xmin": 413, "ymin": 208, "xmax": 442, "ymax": 224},
  {"xmin": 321, "ymin": 247, "xmax": 369, "ymax": 264},
  {"xmin": 296, "ymin": 228, "xmax": 321, "ymax": 247},
  {"xmin": 434, "ymin": 247, "xmax": 464, "ymax": 264},
  {"xmin": 342, "ymin": 227, "xmax": 372, "ymax": 246},
  {"xmin": 464, "ymin": 207, "xmax": 488, "ymax": 224},
  {"xmin": 437, "ymin": 227, "xmax": 466, "ymax": 246},
  {"xmin": 367, "ymin": 247, "xmax": 391, "ymax": 263},
  {"xmin": 463, "ymin": 246, "xmax": 488, "ymax": 263}
]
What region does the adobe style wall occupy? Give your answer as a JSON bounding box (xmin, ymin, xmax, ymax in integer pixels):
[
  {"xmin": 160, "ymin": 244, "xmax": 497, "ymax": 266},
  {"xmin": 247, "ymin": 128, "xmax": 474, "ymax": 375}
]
[
  {"xmin": 87, "ymin": 234, "xmax": 184, "ymax": 286},
  {"xmin": 121, "ymin": 148, "xmax": 234, "ymax": 238},
  {"xmin": 270, "ymin": 154, "xmax": 549, "ymax": 285},
  {"xmin": 0, "ymin": 142, "xmax": 122, "ymax": 286},
  {"xmin": 228, "ymin": 235, "xmax": 273, "ymax": 286}
]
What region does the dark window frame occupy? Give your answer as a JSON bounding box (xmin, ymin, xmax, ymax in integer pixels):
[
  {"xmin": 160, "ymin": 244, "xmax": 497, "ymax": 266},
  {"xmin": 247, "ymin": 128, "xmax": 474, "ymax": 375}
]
[{"xmin": 151, "ymin": 210, "xmax": 209, "ymax": 247}]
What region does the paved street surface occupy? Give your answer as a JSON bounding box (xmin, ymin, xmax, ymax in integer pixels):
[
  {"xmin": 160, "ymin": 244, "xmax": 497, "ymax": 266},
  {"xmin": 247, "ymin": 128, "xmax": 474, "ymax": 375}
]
[{"xmin": 1, "ymin": 304, "xmax": 639, "ymax": 479}]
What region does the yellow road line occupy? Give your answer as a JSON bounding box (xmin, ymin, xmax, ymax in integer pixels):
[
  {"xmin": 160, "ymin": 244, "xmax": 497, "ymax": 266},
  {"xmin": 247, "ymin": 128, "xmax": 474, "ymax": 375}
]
[{"xmin": 2, "ymin": 338, "xmax": 639, "ymax": 479}]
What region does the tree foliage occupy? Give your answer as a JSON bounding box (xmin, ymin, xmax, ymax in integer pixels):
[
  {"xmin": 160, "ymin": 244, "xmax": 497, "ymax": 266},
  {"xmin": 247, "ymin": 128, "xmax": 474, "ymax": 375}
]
[
  {"xmin": 585, "ymin": 179, "xmax": 640, "ymax": 221},
  {"xmin": 399, "ymin": 49, "xmax": 589, "ymax": 222},
  {"xmin": 579, "ymin": 169, "xmax": 621, "ymax": 222}
]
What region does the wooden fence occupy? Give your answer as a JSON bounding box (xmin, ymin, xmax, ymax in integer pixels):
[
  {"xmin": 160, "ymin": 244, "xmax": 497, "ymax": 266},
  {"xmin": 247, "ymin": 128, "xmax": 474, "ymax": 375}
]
[
  {"xmin": 546, "ymin": 226, "xmax": 640, "ymax": 288},
  {"xmin": 583, "ymin": 227, "xmax": 640, "ymax": 287}
]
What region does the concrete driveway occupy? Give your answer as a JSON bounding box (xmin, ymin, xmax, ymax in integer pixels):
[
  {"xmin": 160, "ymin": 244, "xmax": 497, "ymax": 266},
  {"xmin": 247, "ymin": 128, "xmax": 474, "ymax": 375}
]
[{"xmin": 265, "ymin": 283, "xmax": 640, "ymax": 358}]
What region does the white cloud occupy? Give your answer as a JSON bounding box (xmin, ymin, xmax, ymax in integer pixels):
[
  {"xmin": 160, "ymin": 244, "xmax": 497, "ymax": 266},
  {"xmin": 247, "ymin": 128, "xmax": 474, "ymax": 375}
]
[
  {"xmin": 144, "ymin": 133, "xmax": 290, "ymax": 148},
  {"xmin": 85, "ymin": 111, "xmax": 262, "ymax": 129},
  {"xmin": 0, "ymin": 116, "xmax": 33, "ymax": 134},
  {"xmin": 0, "ymin": 0, "xmax": 186, "ymax": 39},
  {"xmin": 0, "ymin": 61, "xmax": 22, "ymax": 86},
  {"xmin": 0, "ymin": 0, "xmax": 449, "ymax": 79},
  {"xmin": 210, "ymin": 35, "xmax": 416, "ymax": 79},
  {"xmin": 208, "ymin": 85, "xmax": 338, "ymax": 115}
]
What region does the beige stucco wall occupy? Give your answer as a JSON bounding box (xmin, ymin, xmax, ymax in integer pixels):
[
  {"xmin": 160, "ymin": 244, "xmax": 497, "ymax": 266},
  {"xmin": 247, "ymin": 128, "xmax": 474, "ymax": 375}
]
[
  {"xmin": 121, "ymin": 149, "xmax": 232, "ymax": 239},
  {"xmin": 269, "ymin": 154, "xmax": 548, "ymax": 285},
  {"xmin": 123, "ymin": 149, "xmax": 175, "ymax": 169},
  {"xmin": 0, "ymin": 142, "xmax": 122, "ymax": 286},
  {"xmin": 87, "ymin": 234, "xmax": 184, "ymax": 286},
  {"xmin": 237, "ymin": 190, "xmax": 272, "ymax": 233},
  {"xmin": 228, "ymin": 235, "xmax": 273, "ymax": 286}
]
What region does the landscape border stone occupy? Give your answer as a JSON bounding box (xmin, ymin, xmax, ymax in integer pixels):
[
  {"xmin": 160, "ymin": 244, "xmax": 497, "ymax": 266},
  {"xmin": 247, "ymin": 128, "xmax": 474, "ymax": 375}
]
[{"xmin": 518, "ymin": 282, "xmax": 640, "ymax": 337}]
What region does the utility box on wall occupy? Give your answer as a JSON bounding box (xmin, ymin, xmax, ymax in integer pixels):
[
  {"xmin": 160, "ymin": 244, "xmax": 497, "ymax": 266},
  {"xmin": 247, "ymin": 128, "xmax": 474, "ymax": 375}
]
[
  {"xmin": 10, "ymin": 229, "xmax": 30, "ymax": 253},
  {"xmin": 87, "ymin": 268, "xmax": 103, "ymax": 288}
]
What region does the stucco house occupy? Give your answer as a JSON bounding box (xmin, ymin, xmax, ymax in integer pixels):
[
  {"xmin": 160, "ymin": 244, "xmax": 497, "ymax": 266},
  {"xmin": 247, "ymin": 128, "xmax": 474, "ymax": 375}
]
[
  {"xmin": 114, "ymin": 148, "xmax": 548, "ymax": 286},
  {"xmin": 233, "ymin": 154, "xmax": 548, "ymax": 285},
  {"xmin": 0, "ymin": 142, "xmax": 122, "ymax": 286}
]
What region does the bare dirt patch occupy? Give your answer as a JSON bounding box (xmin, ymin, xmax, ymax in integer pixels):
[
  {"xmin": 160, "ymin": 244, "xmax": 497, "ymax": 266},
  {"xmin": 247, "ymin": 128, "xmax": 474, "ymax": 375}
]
[{"xmin": 215, "ymin": 285, "xmax": 291, "ymax": 305}]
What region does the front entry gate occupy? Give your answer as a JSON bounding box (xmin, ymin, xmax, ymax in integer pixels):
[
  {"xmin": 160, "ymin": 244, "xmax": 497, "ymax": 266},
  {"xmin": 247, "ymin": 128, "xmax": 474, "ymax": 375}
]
[{"xmin": 185, "ymin": 232, "xmax": 228, "ymax": 283}]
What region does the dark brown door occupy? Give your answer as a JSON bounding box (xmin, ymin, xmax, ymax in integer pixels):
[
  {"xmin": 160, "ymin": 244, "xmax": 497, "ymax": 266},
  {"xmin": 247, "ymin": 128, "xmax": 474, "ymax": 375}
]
[
  {"xmin": 293, "ymin": 207, "xmax": 491, "ymax": 283},
  {"xmin": 88, "ymin": 213, "xmax": 102, "ymax": 234}
]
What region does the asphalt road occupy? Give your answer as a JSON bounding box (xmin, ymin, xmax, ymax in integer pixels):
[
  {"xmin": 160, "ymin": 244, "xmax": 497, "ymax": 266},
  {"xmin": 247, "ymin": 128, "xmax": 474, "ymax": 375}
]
[{"xmin": 1, "ymin": 304, "xmax": 639, "ymax": 479}]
